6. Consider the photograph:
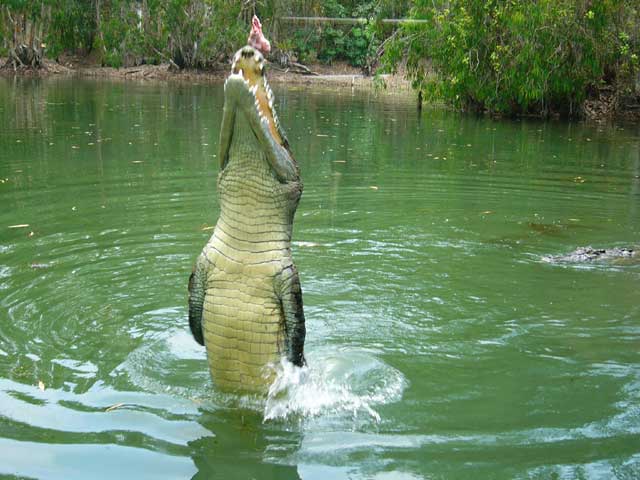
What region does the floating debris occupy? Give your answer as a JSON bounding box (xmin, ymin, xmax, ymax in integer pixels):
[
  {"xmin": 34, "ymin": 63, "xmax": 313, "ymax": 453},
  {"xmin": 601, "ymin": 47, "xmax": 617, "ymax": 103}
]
[
  {"xmin": 8, "ymin": 224, "xmax": 29, "ymax": 229},
  {"xmin": 105, "ymin": 403, "xmax": 125, "ymax": 412},
  {"xmin": 38, "ymin": 381, "xmax": 45, "ymax": 391},
  {"xmin": 30, "ymin": 263, "xmax": 52, "ymax": 270},
  {"xmin": 296, "ymin": 241, "xmax": 321, "ymax": 248}
]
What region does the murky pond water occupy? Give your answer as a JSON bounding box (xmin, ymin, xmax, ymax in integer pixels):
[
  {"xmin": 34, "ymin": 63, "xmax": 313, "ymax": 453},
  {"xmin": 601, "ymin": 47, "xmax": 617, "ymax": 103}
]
[{"xmin": 0, "ymin": 77, "xmax": 639, "ymax": 479}]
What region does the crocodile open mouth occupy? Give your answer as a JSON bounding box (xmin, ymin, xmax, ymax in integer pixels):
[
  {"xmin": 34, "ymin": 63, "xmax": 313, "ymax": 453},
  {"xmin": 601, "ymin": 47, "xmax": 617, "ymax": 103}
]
[{"xmin": 229, "ymin": 46, "xmax": 282, "ymax": 145}]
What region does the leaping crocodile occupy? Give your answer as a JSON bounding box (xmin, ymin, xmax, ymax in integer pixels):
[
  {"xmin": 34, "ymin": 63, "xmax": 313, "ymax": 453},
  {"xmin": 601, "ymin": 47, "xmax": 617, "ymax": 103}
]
[{"xmin": 188, "ymin": 42, "xmax": 306, "ymax": 393}]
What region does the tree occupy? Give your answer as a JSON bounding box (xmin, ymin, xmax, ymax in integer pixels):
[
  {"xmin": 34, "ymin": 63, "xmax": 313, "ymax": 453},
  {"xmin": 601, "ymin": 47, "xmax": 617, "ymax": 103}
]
[{"xmin": 2, "ymin": 1, "xmax": 53, "ymax": 68}]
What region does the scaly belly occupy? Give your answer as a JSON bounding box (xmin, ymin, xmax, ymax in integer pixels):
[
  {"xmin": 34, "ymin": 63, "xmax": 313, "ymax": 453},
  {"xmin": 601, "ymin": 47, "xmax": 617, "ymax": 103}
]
[{"xmin": 202, "ymin": 272, "xmax": 284, "ymax": 392}]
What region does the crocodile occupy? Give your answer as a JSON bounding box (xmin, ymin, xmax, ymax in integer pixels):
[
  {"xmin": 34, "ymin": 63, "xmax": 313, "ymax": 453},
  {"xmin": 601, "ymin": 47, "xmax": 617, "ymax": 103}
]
[
  {"xmin": 543, "ymin": 246, "xmax": 637, "ymax": 263},
  {"xmin": 188, "ymin": 45, "xmax": 306, "ymax": 393}
]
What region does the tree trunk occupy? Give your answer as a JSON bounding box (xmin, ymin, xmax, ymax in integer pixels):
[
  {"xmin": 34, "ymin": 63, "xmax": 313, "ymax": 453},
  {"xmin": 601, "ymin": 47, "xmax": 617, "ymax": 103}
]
[
  {"xmin": 3, "ymin": 6, "xmax": 47, "ymax": 70},
  {"xmin": 94, "ymin": 0, "xmax": 106, "ymax": 64}
]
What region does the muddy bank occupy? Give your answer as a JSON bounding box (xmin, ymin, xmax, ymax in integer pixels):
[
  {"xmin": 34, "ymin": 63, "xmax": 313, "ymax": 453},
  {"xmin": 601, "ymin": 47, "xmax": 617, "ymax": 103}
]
[{"xmin": 0, "ymin": 56, "xmax": 413, "ymax": 93}]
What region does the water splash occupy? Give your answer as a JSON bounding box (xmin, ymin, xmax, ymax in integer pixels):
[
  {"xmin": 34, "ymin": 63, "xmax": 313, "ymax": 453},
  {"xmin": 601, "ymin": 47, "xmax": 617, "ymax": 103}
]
[
  {"xmin": 263, "ymin": 348, "xmax": 407, "ymax": 422},
  {"xmin": 117, "ymin": 329, "xmax": 407, "ymax": 422}
]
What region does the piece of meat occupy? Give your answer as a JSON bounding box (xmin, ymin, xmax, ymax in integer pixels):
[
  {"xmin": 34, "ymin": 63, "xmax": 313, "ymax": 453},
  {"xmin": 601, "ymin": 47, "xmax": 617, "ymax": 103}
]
[{"xmin": 248, "ymin": 15, "xmax": 271, "ymax": 55}]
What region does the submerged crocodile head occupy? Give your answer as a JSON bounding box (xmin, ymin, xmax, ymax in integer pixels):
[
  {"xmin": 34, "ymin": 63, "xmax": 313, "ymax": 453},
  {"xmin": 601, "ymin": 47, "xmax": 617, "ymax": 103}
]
[{"xmin": 218, "ymin": 45, "xmax": 298, "ymax": 183}]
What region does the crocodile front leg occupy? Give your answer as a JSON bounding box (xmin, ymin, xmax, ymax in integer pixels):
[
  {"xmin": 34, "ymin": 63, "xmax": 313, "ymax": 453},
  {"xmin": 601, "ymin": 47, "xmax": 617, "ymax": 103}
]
[
  {"xmin": 188, "ymin": 252, "xmax": 209, "ymax": 346},
  {"xmin": 277, "ymin": 264, "xmax": 306, "ymax": 366}
]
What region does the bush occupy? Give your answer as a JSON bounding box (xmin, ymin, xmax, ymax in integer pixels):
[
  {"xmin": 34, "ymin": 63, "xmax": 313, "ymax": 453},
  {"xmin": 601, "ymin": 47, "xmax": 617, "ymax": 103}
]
[
  {"xmin": 382, "ymin": 0, "xmax": 640, "ymax": 116},
  {"xmin": 276, "ymin": 0, "xmax": 385, "ymax": 70}
]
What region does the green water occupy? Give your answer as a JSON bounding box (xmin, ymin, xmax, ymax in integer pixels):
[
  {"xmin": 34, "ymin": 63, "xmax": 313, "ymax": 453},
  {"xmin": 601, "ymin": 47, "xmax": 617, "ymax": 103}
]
[{"xmin": 0, "ymin": 77, "xmax": 639, "ymax": 479}]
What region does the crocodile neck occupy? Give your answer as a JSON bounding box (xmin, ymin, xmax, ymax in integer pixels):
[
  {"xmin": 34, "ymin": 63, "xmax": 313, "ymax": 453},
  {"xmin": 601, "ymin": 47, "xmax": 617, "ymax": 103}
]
[{"xmin": 215, "ymin": 113, "xmax": 294, "ymax": 255}]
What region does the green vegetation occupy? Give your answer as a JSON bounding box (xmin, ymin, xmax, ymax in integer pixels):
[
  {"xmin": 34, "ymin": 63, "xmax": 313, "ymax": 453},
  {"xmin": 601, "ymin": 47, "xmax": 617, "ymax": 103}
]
[
  {"xmin": 1, "ymin": 0, "xmax": 638, "ymax": 117},
  {"xmin": 276, "ymin": 1, "xmax": 384, "ymax": 69},
  {"xmin": 381, "ymin": 0, "xmax": 640, "ymax": 116},
  {"xmin": 0, "ymin": 0, "xmax": 389, "ymax": 70}
]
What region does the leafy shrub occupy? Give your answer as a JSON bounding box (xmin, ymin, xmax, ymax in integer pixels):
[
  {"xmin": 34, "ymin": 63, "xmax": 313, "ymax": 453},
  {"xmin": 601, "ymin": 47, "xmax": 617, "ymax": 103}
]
[
  {"xmin": 382, "ymin": 0, "xmax": 640, "ymax": 116},
  {"xmin": 277, "ymin": 0, "xmax": 385, "ymax": 69}
]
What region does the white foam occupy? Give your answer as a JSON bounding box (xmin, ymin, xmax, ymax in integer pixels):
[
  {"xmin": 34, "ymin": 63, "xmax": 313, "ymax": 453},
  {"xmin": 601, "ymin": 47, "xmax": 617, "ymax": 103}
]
[{"xmin": 263, "ymin": 349, "xmax": 407, "ymax": 422}]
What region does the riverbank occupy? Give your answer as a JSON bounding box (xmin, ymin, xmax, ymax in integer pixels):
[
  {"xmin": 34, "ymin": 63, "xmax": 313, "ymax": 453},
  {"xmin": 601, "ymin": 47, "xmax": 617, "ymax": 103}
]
[
  {"xmin": 0, "ymin": 56, "xmax": 413, "ymax": 92},
  {"xmin": 2, "ymin": 57, "xmax": 637, "ymax": 120}
]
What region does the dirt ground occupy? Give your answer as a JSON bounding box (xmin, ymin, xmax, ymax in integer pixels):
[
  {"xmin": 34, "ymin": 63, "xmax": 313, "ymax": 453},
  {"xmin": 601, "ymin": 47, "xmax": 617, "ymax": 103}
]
[{"xmin": 0, "ymin": 55, "xmax": 413, "ymax": 93}]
